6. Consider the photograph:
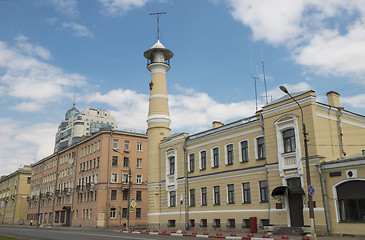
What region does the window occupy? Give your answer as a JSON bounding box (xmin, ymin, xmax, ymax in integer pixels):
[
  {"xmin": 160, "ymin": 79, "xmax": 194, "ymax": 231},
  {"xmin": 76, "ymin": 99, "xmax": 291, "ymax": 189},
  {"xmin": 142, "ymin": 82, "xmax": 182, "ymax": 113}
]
[
  {"xmin": 240, "ymin": 140, "xmax": 249, "ymax": 162},
  {"xmin": 189, "ymin": 219, "xmax": 195, "ymax": 227},
  {"xmin": 227, "ymin": 219, "xmax": 235, "ymax": 228},
  {"xmin": 227, "ymin": 184, "xmax": 235, "ymax": 204},
  {"xmin": 190, "ymin": 189, "xmax": 195, "ymax": 206},
  {"xmin": 201, "ymin": 187, "xmax": 207, "ymax": 206},
  {"xmin": 137, "ymin": 158, "xmax": 142, "ymax": 168},
  {"xmin": 200, "ymin": 219, "xmax": 207, "ymax": 227},
  {"xmin": 168, "ymin": 220, "xmax": 176, "ymax": 227},
  {"xmin": 242, "ymin": 182, "xmax": 251, "ymax": 203},
  {"xmin": 256, "ymin": 137, "xmax": 266, "ymax": 160},
  {"xmin": 200, "ymin": 150, "xmax": 207, "ymax": 170},
  {"xmin": 213, "ymin": 219, "xmax": 220, "ymax": 228},
  {"xmin": 124, "ymin": 140, "xmax": 130, "ymax": 150},
  {"xmin": 259, "ymin": 180, "xmax": 269, "ymax": 203},
  {"xmin": 112, "ymin": 156, "xmax": 118, "ymax": 166},
  {"xmin": 337, "ymin": 180, "xmax": 365, "ymax": 222},
  {"xmin": 113, "ymin": 139, "xmax": 119, "ymax": 150},
  {"xmin": 137, "ymin": 142, "xmax": 142, "ymax": 151},
  {"xmin": 226, "ymin": 144, "xmax": 234, "ymax": 165},
  {"xmin": 122, "ymin": 208, "xmax": 128, "ymax": 218},
  {"xmin": 136, "ymin": 191, "xmax": 142, "ymax": 201},
  {"xmin": 111, "ymin": 173, "xmax": 118, "ymax": 183},
  {"xmin": 169, "ymin": 157, "xmax": 175, "ymax": 175},
  {"xmin": 110, "ymin": 208, "xmax": 116, "ymax": 219},
  {"xmin": 283, "ymin": 129, "xmax": 296, "ymax": 153},
  {"xmin": 97, "ymin": 157, "xmax": 100, "ymax": 167},
  {"xmin": 212, "ymin": 147, "xmax": 219, "ymax": 168},
  {"xmin": 136, "ymin": 174, "xmax": 142, "ymax": 184},
  {"xmin": 111, "ymin": 190, "xmax": 117, "ymax": 200},
  {"xmin": 123, "ymin": 157, "xmax": 129, "ymax": 167},
  {"xmin": 122, "ymin": 173, "xmax": 129, "ymax": 184},
  {"xmin": 136, "ymin": 208, "xmax": 141, "ymax": 218},
  {"xmin": 123, "ymin": 190, "xmax": 128, "ymax": 200},
  {"xmin": 213, "ymin": 186, "xmax": 220, "ymax": 205},
  {"xmin": 169, "ymin": 191, "xmax": 176, "ymax": 207},
  {"xmin": 27, "ymin": 177, "xmax": 31, "ymax": 184},
  {"xmin": 189, "ymin": 153, "xmax": 195, "ymax": 172}
]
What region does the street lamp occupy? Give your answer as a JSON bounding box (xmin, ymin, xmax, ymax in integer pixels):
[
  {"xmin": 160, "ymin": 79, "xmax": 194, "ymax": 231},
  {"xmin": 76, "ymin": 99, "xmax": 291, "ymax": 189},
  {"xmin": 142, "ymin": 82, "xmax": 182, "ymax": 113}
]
[
  {"xmin": 112, "ymin": 148, "xmax": 131, "ymax": 230},
  {"xmin": 279, "ymin": 86, "xmax": 317, "ymax": 240}
]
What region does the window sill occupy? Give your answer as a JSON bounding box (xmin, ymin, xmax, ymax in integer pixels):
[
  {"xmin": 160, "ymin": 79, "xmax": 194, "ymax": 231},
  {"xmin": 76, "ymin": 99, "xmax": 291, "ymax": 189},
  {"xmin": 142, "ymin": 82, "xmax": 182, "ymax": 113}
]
[
  {"xmin": 242, "ymin": 202, "xmax": 251, "ymax": 204},
  {"xmin": 256, "ymin": 158, "xmax": 266, "ymax": 161},
  {"xmin": 260, "ymin": 201, "xmax": 269, "ymax": 203}
]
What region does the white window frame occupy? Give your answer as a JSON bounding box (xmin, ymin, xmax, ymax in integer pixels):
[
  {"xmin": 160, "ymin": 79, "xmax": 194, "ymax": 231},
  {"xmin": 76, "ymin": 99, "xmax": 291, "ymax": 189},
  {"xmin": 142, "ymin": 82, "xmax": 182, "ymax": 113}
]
[
  {"xmin": 211, "ymin": 147, "xmax": 219, "ymax": 168},
  {"xmin": 238, "ymin": 139, "xmax": 249, "ymax": 162},
  {"xmin": 188, "ymin": 153, "xmax": 195, "ymax": 172},
  {"xmin": 225, "ymin": 143, "xmax": 234, "ymax": 165},
  {"xmin": 199, "ymin": 150, "xmax": 207, "ymax": 170},
  {"xmin": 137, "ymin": 142, "xmax": 142, "ymax": 152},
  {"xmin": 254, "ymin": 135, "xmax": 265, "ymax": 160},
  {"xmin": 137, "ymin": 158, "xmax": 142, "ymax": 168},
  {"xmin": 136, "ymin": 174, "xmax": 142, "ymax": 184},
  {"xmin": 111, "ymin": 173, "xmax": 118, "ymax": 183}
]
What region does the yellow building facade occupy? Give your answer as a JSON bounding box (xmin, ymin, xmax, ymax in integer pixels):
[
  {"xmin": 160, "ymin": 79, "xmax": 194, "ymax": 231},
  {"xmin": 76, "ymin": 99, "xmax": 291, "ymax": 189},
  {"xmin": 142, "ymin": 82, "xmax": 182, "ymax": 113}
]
[
  {"xmin": 0, "ymin": 166, "xmax": 31, "ymax": 225},
  {"xmin": 144, "ymin": 39, "xmax": 365, "ymax": 235}
]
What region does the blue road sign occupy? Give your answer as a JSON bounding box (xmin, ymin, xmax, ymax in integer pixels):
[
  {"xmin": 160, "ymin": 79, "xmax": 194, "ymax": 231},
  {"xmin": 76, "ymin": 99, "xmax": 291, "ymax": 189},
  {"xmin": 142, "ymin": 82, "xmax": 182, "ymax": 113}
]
[{"xmin": 308, "ymin": 185, "xmax": 315, "ymax": 196}]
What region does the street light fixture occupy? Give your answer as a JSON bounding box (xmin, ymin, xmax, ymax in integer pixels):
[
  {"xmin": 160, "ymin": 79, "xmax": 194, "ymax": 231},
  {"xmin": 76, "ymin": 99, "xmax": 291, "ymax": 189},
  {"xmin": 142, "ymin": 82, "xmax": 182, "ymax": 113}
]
[
  {"xmin": 112, "ymin": 148, "xmax": 131, "ymax": 230},
  {"xmin": 279, "ymin": 86, "xmax": 317, "ymax": 240}
]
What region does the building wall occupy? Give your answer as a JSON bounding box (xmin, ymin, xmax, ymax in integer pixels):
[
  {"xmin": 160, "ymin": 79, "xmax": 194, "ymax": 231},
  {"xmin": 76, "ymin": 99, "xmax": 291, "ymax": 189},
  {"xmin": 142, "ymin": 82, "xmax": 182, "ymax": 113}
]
[
  {"xmin": 27, "ymin": 130, "xmax": 148, "ymax": 228},
  {"xmin": 0, "ymin": 167, "xmax": 31, "ymax": 225}
]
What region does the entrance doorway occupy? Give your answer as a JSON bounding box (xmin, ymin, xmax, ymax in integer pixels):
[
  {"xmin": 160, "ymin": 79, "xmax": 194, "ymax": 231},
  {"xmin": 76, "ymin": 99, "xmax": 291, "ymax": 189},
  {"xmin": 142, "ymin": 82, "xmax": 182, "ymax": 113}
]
[{"xmin": 287, "ymin": 178, "xmax": 304, "ymax": 227}]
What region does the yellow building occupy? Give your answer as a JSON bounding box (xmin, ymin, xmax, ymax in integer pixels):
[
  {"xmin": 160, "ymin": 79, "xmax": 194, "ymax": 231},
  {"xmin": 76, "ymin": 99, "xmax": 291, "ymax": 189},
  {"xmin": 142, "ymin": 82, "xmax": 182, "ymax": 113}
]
[
  {"xmin": 144, "ymin": 38, "xmax": 365, "ymax": 236},
  {"xmin": 0, "ymin": 166, "xmax": 31, "ymax": 225}
]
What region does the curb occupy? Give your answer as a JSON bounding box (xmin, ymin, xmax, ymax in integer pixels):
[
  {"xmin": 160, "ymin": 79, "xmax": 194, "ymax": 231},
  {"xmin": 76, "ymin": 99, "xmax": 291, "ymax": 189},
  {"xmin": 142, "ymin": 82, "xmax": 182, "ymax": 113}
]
[{"xmin": 119, "ymin": 230, "xmax": 287, "ymax": 240}]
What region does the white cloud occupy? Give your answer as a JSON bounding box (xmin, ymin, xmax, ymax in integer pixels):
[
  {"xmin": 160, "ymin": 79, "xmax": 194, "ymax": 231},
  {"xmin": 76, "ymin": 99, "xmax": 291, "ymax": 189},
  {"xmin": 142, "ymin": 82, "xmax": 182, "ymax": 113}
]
[
  {"xmin": 49, "ymin": 0, "xmax": 80, "ymax": 18},
  {"xmin": 0, "ymin": 118, "xmax": 56, "ymax": 176},
  {"xmin": 98, "ymin": 0, "xmax": 149, "ymax": 16},
  {"xmin": 0, "ymin": 38, "xmax": 86, "ymax": 112},
  {"xmin": 342, "ymin": 94, "xmax": 365, "ymax": 109},
  {"xmin": 225, "ymin": 0, "xmax": 365, "ymax": 82},
  {"xmin": 61, "ymin": 22, "xmax": 95, "ymax": 38},
  {"xmin": 15, "ymin": 34, "xmax": 52, "ymax": 60}
]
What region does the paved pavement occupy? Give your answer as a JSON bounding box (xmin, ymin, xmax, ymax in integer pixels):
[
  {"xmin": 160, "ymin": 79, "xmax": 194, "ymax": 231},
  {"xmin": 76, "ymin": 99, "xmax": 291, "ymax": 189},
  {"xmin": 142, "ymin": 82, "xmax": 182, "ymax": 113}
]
[{"xmin": 1, "ymin": 224, "xmax": 365, "ymax": 240}]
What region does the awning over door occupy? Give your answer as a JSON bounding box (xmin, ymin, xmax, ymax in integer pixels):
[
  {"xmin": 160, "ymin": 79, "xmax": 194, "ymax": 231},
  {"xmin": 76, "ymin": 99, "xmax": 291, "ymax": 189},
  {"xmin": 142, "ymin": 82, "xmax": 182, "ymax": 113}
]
[{"xmin": 271, "ymin": 186, "xmax": 288, "ymax": 196}]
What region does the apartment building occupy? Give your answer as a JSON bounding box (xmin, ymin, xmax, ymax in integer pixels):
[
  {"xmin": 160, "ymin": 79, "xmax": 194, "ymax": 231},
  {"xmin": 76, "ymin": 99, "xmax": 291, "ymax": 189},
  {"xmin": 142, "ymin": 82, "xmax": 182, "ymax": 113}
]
[
  {"xmin": 144, "ymin": 38, "xmax": 365, "ymax": 235},
  {"xmin": 27, "ymin": 130, "xmax": 148, "ymax": 228},
  {"xmin": 0, "ymin": 166, "xmax": 31, "ymax": 224}
]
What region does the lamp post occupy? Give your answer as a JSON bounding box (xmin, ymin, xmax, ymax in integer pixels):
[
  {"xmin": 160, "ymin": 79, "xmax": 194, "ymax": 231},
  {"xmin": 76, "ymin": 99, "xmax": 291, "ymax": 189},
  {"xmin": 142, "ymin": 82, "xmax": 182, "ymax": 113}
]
[
  {"xmin": 279, "ymin": 86, "xmax": 317, "ymax": 240},
  {"xmin": 112, "ymin": 148, "xmax": 131, "ymax": 230}
]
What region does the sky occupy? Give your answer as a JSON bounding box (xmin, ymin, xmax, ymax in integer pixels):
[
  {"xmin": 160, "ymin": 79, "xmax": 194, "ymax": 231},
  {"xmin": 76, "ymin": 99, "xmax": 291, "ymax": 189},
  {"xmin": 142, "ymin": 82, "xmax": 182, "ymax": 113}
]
[{"xmin": 1, "ymin": 0, "xmax": 365, "ymax": 176}]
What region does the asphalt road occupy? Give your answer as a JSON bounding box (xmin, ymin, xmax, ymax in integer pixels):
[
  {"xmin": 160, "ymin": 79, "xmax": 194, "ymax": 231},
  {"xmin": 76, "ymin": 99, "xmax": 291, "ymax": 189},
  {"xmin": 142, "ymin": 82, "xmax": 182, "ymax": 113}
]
[{"xmin": 0, "ymin": 226, "xmax": 199, "ymax": 240}]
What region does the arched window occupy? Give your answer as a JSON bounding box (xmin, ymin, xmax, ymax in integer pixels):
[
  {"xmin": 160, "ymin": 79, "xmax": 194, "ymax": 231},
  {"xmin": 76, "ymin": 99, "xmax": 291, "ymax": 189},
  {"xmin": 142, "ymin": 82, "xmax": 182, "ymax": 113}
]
[{"xmin": 337, "ymin": 180, "xmax": 365, "ymax": 222}]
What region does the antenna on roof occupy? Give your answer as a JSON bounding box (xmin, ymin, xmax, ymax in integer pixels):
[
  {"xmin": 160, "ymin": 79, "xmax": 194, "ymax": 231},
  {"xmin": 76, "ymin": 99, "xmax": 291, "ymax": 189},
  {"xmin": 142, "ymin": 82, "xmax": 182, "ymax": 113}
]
[
  {"xmin": 150, "ymin": 12, "xmax": 166, "ymax": 40},
  {"xmin": 250, "ymin": 48, "xmax": 259, "ymax": 112},
  {"xmin": 260, "ymin": 44, "xmax": 269, "ymax": 105}
]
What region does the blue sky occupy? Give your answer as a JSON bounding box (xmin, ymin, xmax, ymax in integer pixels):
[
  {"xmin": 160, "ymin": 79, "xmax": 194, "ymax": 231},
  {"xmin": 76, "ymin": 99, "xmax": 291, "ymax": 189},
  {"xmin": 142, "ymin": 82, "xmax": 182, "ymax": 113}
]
[{"xmin": 1, "ymin": 0, "xmax": 365, "ymax": 176}]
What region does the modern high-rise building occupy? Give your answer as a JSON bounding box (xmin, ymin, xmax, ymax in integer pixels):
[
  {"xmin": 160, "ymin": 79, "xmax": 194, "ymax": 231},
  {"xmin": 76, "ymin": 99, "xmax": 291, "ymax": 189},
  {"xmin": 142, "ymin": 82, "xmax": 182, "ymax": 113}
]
[{"xmin": 54, "ymin": 103, "xmax": 117, "ymax": 152}]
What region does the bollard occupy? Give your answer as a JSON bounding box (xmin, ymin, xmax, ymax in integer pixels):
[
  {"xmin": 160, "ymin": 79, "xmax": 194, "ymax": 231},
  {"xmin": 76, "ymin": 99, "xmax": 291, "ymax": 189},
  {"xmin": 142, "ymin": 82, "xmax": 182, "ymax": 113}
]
[
  {"xmin": 263, "ymin": 233, "xmax": 270, "ymax": 238},
  {"xmin": 281, "ymin": 234, "xmax": 289, "ymax": 239},
  {"xmin": 230, "ymin": 233, "xmax": 237, "ymax": 236},
  {"xmin": 247, "ymin": 233, "xmax": 254, "ymax": 237},
  {"xmin": 203, "ymin": 232, "xmax": 209, "ymax": 235},
  {"xmin": 302, "ymin": 236, "xmax": 310, "ymax": 240}
]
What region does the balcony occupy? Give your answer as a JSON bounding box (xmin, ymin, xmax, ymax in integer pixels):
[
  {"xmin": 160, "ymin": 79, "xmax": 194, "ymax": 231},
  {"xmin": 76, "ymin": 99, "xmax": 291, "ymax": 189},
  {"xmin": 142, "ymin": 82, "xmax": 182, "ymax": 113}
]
[
  {"xmin": 281, "ymin": 152, "xmax": 298, "ymax": 169},
  {"xmin": 55, "ymin": 190, "xmax": 61, "ymax": 196}
]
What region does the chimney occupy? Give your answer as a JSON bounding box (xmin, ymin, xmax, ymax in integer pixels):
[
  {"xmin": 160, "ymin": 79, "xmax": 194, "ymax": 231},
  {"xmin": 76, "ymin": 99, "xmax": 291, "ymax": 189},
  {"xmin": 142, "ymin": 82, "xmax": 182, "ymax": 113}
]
[
  {"xmin": 326, "ymin": 91, "xmax": 341, "ymax": 108},
  {"xmin": 212, "ymin": 121, "xmax": 224, "ymax": 129}
]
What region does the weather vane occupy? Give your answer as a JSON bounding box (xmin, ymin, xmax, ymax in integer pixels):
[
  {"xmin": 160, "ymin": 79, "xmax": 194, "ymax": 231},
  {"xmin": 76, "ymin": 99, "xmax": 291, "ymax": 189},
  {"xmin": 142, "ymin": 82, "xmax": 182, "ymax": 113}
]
[{"xmin": 150, "ymin": 12, "xmax": 166, "ymax": 40}]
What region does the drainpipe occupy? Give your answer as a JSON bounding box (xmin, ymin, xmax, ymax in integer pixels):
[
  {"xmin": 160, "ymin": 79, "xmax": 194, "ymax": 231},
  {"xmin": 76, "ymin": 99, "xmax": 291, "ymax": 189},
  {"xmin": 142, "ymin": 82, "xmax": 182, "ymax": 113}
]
[
  {"xmin": 260, "ymin": 113, "xmax": 271, "ymax": 224},
  {"xmin": 316, "ymin": 164, "xmax": 331, "ymax": 233},
  {"xmin": 337, "ymin": 108, "xmax": 346, "ymax": 157},
  {"xmin": 12, "ymin": 172, "xmax": 21, "ymax": 224},
  {"xmin": 51, "ymin": 154, "xmax": 59, "ymax": 226},
  {"xmin": 183, "ymin": 136, "xmax": 189, "ymax": 230},
  {"xmin": 106, "ymin": 130, "xmax": 113, "ymax": 228},
  {"xmin": 69, "ymin": 146, "xmax": 78, "ymax": 227},
  {"xmin": 37, "ymin": 162, "xmax": 44, "ymax": 227}
]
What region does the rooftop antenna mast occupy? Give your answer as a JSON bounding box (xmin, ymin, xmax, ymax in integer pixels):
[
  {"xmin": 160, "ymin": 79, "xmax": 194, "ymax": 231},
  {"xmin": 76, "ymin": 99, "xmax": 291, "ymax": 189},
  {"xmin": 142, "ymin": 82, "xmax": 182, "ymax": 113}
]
[
  {"xmin": 150, "ymin": 12, "xmax": 166, "ymax": 40},
  {"xmin": 261, "ymin": 44, "xmax": 269, "ymax": 105},
  {"xmin": 250, "ymin": 48, "xmax": 259, "ymax": 112}
]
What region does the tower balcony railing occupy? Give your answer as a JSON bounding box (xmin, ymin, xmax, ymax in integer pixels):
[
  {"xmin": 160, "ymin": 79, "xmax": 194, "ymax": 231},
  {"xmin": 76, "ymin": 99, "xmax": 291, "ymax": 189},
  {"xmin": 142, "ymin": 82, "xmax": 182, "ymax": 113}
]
[{"xmin": 146, "ymin": 59, "xmax": 170, "ymax": 66}]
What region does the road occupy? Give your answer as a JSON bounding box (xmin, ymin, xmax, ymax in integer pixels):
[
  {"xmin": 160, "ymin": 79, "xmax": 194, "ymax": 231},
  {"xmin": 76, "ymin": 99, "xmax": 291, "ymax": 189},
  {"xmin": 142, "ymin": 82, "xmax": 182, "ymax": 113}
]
[{"xmin": 0, "ymin": 226, "xmax": 199, "ymax": 240}]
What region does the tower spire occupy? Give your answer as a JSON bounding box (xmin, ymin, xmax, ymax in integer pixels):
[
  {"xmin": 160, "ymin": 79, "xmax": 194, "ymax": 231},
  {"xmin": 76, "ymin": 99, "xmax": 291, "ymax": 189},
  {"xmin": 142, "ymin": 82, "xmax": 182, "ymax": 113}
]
[{"xmin": 150, "ymin": 12, "xmax": 166, "ymax": 40}]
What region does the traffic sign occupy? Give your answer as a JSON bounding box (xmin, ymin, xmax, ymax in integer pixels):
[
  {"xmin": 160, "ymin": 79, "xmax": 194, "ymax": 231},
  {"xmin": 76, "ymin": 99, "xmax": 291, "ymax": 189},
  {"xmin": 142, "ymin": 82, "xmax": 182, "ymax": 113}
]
[
  {"xmin": 308, "ymin": 185, "xmax": 315, "ymax": 196},
  {"xmin": 129, "ymin": 205, "xmax": 134, "ymax": 213},
  {"xmin": 130, "ymin": 198, "xmax": 136, "ymax": 208}
]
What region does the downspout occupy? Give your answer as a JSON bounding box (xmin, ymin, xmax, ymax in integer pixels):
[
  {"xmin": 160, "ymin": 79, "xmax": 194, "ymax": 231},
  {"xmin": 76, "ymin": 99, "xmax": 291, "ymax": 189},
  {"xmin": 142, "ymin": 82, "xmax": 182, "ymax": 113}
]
[
  {"xmin": 316, "ymin": 164, "xmax": 331, "ymax": 233},
  {"xmin": 12, "ymin": 172, "xmax": 21, "ymax": 224},
  {"xmin": 260, "ymin": 113, "xmax": 271, "ymax": 224},
  {"xmin": 183, "ymin": 136, "xmax": 189, "ymax": 230},
  {"xmin": 106, "ymin": 130, "xmax": 113, "ymax": 228},
  {"xmin": 70, "ymin": 146, "xmax": 78, "ymax": 227},
  {"xmin": 37, "ymin": 162, "xmax": 44, "ymax": 227},
  {"xmin": 337, "ymin": 108, "xmax": 346, "ymax": 157},
  {"xmin": 51, "ymin": 154, "xmax": 59, "ymax": 226}
]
